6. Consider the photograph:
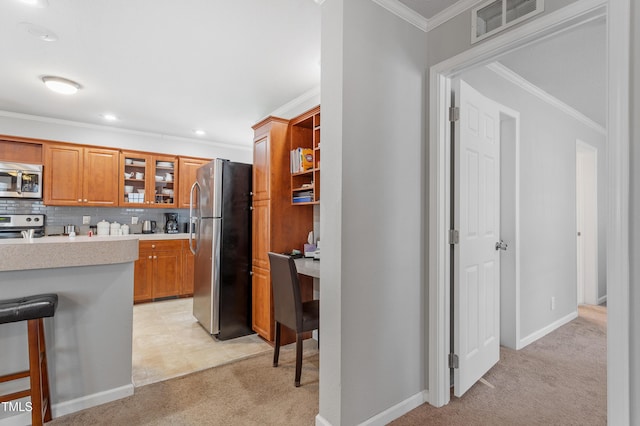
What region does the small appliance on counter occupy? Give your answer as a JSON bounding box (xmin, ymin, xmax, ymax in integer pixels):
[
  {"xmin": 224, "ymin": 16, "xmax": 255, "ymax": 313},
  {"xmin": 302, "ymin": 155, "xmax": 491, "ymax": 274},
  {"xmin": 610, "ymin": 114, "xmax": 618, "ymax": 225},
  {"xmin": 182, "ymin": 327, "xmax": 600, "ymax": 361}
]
[
  {"xmin": 142, "ymin": 220, "xmax": 156, "ymax": 234},
  {"xmin": 164, "ymin": 213, "xmax": 179, "ymax": 234},
  {"xmin": 0, "ymin": 214, "xmax": 45, "ymax": 238}
]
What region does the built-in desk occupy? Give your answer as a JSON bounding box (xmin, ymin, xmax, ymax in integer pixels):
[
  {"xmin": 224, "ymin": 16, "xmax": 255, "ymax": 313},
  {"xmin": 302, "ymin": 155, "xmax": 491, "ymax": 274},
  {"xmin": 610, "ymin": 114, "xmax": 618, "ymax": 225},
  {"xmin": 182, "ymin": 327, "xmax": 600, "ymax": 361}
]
[{"xmin": 294, "ymin": 257, "xmax": 320, "ymax": 278}]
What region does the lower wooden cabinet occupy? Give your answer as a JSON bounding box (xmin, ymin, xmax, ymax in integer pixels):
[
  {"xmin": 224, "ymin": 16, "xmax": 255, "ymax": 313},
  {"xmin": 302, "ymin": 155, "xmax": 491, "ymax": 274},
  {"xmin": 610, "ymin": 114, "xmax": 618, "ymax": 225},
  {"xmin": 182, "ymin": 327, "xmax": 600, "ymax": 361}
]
[
  {"xmin": 134, "ymin": 239, "xmax": 192, "ymax": 303},
  {"xmin": 251, "ymin": 266, "xmax": 273, "ymax": 340}
]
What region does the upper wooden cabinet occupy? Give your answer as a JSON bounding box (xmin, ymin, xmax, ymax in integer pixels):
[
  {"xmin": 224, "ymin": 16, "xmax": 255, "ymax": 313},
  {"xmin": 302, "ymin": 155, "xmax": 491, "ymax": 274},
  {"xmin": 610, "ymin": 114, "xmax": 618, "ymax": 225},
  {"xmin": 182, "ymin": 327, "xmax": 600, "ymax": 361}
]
[
  {"xmin": 290, "ymin": 106, "xmax": 321, "ymax": 205},
  {"xmin": 44, "ymin": 144, "xmax": 119, "ymax": 206},
  {"xmin": 177, "ymin": 157, "xmax": 211, "ymax": 208},
  {"xmin": 120, "ymin": 152, "xmax": 178, "ymax": 208}
]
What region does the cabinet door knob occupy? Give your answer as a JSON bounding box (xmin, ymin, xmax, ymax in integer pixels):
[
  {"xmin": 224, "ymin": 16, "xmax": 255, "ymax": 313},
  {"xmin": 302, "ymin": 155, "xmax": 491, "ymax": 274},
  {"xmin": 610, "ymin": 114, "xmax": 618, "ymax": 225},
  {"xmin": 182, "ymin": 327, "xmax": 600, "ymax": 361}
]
[
  {"xmin": 153, "ymin": 256, "xmax": 157, "ymax": 259},
  {"xmin": 84, "ymin": 199, "xmax": 88, "ymax": 202},
  {"xmin": 77, "ymin": 199, "xmax": 82, "ymax": 202},
  {"xmin": 151, "ymin": 244, "xmax": 156, "ymax": 249},
  {"xmin": 148, "ymin": 256, "xmax": 152, "ymax": 259}
]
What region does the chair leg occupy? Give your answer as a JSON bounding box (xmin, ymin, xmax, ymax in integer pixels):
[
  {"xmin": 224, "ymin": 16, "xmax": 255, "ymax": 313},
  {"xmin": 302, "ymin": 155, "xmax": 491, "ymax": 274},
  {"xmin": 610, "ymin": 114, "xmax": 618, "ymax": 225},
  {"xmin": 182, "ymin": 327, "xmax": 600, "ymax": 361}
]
[
  {"xmin": 27, "ymin": 319, "xmax": 44, "ymax": 426},
  {"xmin": 38, "ymin": 319, "xmax": 52, "ymax": 423},
  {"xmin": 295, "ymin": 333, "xmax": 303, "ymax": 387},
  {"xmin": 273, "ymin": 322, "xmax": 281, "ymax": 367}
]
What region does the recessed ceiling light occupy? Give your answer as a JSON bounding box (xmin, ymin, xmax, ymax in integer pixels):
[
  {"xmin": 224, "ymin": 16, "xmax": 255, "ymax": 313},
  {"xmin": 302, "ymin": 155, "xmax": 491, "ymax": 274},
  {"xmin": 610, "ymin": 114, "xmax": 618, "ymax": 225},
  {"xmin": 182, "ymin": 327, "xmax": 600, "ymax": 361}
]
[
  {"xmin": 193, "ymin": 129, "xmax": 206, "ymax": 136},
  {"xmin": 41, "ymin": 76, "xmax": 81, "ymax": 95},
  {"xmin": 19, "ymin": 0, "xmax": 48, "ymax": 8},
  {"xmin": 19, "ymin": 22, "xmax": 58, "ymax": 42},
  {"xmin": 101, "ymin": 113, "xmax": 118, "ymax": 121}
]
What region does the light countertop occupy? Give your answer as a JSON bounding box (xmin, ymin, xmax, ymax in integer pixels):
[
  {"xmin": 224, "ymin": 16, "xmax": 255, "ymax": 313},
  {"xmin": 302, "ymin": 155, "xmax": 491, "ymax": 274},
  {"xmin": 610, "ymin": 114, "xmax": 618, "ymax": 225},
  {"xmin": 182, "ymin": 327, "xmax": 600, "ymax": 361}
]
[{"xmin": 295, "ymin": 257, "xmax": 320, "ymax": 278}]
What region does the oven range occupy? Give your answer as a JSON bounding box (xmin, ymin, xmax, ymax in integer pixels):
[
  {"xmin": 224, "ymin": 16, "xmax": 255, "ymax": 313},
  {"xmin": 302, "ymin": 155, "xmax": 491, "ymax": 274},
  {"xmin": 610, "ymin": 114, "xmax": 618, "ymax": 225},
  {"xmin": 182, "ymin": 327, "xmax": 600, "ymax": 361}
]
[{"xmin": 0, "ymin": 214, "xmax": 45, "ymax": 239}]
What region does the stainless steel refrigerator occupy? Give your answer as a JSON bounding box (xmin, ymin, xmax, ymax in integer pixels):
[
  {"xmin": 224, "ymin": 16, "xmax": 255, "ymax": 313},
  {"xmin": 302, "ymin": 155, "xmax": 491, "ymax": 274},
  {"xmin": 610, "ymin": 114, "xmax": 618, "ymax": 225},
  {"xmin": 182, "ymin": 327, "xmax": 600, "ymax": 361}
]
[{"xmin": 189, "ymin": 159, "xmax": 252, "ymax": 340}]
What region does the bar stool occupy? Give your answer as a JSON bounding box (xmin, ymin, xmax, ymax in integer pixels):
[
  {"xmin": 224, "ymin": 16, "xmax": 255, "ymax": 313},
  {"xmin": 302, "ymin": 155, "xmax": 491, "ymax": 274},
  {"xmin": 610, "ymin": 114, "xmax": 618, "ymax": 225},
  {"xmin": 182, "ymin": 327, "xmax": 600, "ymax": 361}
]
[{"xmin": 0, "ymin": 294, "xmax": 58, "ymax": 426}]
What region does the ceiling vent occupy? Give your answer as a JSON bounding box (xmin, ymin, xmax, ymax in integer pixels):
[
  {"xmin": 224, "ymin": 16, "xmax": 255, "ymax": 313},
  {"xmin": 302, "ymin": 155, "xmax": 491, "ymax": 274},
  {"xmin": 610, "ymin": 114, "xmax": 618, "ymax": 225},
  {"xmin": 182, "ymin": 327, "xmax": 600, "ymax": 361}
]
[{"xmin": 472, "ymin": 0, "xmax": 544, "ymax": 43}]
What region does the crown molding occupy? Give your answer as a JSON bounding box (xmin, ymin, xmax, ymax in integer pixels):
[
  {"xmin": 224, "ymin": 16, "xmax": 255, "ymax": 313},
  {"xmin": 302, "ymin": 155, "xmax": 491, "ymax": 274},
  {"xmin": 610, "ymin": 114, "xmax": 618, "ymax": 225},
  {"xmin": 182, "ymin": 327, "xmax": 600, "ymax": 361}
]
[
  {"xmin": 268, "ymin": 85, "xmax": 321, "ymax": 118},
  {"xmin": 427, "ymin": 0, "xmax": 483, "ymax": 32},
  {"xmin": 486, "ymin": 62, "xmax": 605, "ymax": 135},
  {"xmin": 0, "ymin": 110, "xmax": 253, "ymax": 151},
  {"xmin": 371, "ymin": 0, "xmax": 428, "ymax": 32}
]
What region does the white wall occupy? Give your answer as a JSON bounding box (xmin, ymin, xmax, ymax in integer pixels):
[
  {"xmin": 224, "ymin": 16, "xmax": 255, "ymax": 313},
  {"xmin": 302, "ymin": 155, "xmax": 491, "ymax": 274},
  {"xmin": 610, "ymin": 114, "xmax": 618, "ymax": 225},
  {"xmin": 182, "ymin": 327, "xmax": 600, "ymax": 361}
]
[
  {"xmin": 461, "ymin": 65, "xmax": 606, "ymax": 342},
  {"xmin": 319, "ymin": 0, "xmax": 428, "ymax": 424},
  {"xmin": 630, "ymin": 0, "xmax": 639, "ymax": 423}
]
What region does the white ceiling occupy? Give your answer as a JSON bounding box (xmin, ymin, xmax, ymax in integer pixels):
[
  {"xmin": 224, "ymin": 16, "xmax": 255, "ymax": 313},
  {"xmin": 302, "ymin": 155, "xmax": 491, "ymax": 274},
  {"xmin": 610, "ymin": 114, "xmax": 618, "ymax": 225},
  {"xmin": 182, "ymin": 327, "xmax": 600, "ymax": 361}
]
[
  {"xmin": 496, "ymin": 17, "xmax": 606, "ymax": 127},
  {"xmin": 0, "ymin": 0, "xmax": 321, "ymax": 148},
  {"xmin": 397, "ymin": 0, "xmax": 456, "ymax": 19},
  {"xmin": 1, "ymin": 0, "xmax": 605, "ymax": 151}
]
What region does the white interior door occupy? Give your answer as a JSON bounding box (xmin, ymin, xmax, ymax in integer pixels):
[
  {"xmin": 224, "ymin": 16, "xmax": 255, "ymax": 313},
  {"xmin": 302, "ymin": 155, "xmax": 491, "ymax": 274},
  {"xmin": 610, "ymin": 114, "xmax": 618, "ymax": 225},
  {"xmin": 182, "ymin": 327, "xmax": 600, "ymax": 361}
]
[
  {"xmin": 576, "ymin": 140, "xmax": 598, "ymax": 305},
  {"xmin": 453, "ymin": 79, "xmax": 501, "ymax": 397}
]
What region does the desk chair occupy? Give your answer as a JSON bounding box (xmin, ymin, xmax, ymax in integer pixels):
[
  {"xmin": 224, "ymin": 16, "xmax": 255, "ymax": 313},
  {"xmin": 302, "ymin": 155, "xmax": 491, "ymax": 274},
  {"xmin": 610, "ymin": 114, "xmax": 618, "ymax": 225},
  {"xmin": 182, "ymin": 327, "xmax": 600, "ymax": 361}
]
[{"xmin": 268, "ymin": 252, "xmax": 319, "ymax": 387}]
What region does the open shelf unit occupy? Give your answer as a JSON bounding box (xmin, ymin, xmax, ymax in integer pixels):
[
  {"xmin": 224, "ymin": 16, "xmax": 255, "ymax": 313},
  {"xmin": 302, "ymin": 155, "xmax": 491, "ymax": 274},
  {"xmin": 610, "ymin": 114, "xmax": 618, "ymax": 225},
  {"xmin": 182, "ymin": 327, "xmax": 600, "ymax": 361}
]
[{"xmin": 289, "ymin": 105, "xmax": 320, "ymax": 205}]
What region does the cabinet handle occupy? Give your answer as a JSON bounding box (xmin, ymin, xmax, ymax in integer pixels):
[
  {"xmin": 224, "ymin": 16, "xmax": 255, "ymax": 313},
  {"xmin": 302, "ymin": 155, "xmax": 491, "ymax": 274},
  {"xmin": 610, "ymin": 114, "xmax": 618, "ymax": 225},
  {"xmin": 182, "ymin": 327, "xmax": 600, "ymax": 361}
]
[
  {"xmin": 148, "ymin": 256, "xmax": 152, "ymax": 259},
  {"xmin": 84, "ymin": 199, "xmax": 88, "ymax": 202},
  {"xmin": 151, "ymin": 244, "xmax": 156, "ymax": 249},
  {"xmin": 153, "ymin": 256, "xmax": 157, "ymax": 259},
  {"xmin": 77, "ymin": 199, "xmax": 82, "ymax": 202}
]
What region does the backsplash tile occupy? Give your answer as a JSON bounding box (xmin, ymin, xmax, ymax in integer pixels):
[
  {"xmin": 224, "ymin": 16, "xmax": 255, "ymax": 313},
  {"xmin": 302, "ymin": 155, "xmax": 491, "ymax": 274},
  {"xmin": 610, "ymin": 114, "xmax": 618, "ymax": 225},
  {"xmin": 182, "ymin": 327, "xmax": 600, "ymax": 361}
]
[{"xmin": 0, "ymin": 199, "xmax": 190, "ymax": 234}]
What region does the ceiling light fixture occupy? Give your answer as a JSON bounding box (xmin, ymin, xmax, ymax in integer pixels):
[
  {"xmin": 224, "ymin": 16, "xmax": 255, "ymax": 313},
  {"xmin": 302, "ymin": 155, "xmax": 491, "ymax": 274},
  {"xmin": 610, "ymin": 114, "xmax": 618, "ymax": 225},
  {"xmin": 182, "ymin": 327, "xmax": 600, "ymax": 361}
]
[
  {"xmin": 41, "ymin": 76, "xmax": 81, "ymax": 95},
  {"xmin": 19, "ymin": 0, "xmax": 48, "ymax": 8},
  {"xmin": 101, "ymin": 113, "xmax": 118, "ymax": 121},
  {"xmin": 193, "ymin": 129, "xmax": 206, "ymax": 136}
]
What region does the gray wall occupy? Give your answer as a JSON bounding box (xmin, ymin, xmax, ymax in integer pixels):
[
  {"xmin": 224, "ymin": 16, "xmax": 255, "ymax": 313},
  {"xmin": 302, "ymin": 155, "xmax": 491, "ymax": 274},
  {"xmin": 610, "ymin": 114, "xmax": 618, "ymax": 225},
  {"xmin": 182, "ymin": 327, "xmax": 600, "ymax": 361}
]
[
  {"xmin": 319, "ymin": 0, "xmax": 428, "ymax": 424},
  {"xmin": 462, "ymin": 65, "xmax": 607, "ymax": 341},
  {"xmin": 630, "ymin": 0, "xmax": 639, "ymax": 423}
]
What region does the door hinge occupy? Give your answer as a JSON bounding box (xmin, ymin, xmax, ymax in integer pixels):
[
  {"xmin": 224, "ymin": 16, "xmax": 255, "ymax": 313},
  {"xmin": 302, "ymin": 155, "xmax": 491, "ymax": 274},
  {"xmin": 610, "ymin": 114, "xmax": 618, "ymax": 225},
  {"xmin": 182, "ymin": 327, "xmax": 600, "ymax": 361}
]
[
  {"xmin": 448, "ymin": 229, "xmax": 459, "ymax": 245},
  {"xmin": 448, "ymin": 353, "xmax": 459, "ymax": 369},
  {"xmin": 449, "ymin": 106, "xmax": 460, "ymax": 122}
]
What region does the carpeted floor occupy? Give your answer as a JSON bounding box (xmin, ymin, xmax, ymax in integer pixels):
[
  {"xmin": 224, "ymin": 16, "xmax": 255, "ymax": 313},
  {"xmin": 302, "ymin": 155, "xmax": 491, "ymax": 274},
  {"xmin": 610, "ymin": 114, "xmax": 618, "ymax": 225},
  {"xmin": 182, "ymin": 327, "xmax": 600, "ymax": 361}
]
[
  {"xmin": 48, "ymin": 306, "xmax": 605, "ymax": 425},
  {"xmin": 48, "ymin": 341, "xmax": 319, "ymax": 426},
  {"xmin": 392, "ymin": 305, "xmax": 607, "ymax": 426}
]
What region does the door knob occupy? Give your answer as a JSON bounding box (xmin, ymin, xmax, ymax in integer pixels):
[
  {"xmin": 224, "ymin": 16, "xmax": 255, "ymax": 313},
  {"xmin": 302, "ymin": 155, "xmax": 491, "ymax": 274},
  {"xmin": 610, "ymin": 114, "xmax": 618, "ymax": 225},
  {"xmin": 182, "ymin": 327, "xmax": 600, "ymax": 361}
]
[{"xmin": 495, "ymin": 240, "xmax": 508, "ymax": 251}]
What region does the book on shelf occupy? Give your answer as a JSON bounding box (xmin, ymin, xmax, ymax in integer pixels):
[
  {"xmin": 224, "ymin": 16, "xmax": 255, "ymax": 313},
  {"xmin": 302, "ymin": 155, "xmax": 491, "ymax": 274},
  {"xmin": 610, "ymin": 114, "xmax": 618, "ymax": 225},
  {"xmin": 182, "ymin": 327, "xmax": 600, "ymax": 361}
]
[
  {"xmin": 292, "ymin": 196, "xmax": 313, "ymax": 203},
  {"xmin": 290, "ymin": 147, "xmax": 313, "ymax": 173}
]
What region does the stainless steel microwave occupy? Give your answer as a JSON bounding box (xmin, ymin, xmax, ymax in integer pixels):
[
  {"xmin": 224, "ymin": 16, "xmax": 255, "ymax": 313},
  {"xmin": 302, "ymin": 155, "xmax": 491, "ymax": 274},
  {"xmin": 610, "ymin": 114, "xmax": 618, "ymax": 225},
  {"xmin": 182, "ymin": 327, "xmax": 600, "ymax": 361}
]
[{"xmin": 0, "ymin": 162, "xmax": 43, "ymax": 199}]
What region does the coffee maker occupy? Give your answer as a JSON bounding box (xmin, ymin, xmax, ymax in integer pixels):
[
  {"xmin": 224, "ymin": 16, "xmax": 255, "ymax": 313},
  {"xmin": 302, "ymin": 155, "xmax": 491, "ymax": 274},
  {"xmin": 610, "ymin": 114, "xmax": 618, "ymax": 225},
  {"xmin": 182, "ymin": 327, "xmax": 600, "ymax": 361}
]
[{"xmin": 164, "ymin": 213, "xmax": 179, "ymax": 234}]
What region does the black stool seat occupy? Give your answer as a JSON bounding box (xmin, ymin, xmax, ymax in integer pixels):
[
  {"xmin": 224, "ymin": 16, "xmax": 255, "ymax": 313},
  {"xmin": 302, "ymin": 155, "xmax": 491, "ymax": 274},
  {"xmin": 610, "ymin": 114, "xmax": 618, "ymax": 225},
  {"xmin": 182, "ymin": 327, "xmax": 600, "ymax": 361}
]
[{"xmin": 0, "ymin": 294, "xmax": 58, "ymax": 325}]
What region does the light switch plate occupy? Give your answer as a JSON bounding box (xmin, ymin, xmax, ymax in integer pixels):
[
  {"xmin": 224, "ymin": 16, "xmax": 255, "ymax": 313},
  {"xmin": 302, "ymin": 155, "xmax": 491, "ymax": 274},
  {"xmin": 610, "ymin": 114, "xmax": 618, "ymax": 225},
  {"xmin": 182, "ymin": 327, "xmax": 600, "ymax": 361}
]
[
  {"xmin": 82, "ymin": 216, "xmax": 91, "ymax": 225},
  {"xmin": 132, "ymin": 216, "xmax": 138, "ymax": 225}
]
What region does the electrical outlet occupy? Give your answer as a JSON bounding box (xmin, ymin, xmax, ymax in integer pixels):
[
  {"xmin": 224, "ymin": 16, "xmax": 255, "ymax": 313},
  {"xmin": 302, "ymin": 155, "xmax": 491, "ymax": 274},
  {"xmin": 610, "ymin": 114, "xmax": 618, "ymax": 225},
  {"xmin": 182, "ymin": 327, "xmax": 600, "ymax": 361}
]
[
  {"xmin": 551, "ymin": 296, "xmax": 556, "ymax": 311},
  {"xmin": 131, "ymin": 216, "xmax": 139, "ymax": 225},
  {"xmin": 82, "ymin": 215, "xmax": 91, "ymax": 225}
]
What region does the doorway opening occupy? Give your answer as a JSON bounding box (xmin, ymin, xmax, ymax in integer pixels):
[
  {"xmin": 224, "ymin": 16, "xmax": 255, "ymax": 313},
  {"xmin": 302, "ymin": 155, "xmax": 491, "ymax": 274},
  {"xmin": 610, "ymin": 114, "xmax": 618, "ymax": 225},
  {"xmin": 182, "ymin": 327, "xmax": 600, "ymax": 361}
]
[{"xmin": 427, "ymin": 2, "xmax": 629, "ymax": 423}]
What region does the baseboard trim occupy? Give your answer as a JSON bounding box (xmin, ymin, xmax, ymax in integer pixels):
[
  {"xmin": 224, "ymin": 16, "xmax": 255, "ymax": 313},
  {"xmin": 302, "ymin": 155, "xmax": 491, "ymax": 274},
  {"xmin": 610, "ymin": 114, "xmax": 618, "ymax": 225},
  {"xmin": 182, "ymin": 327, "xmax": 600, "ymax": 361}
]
[
  {"xmin": 316, "ymin": 413, "xmax": 333, "ymax": 426},
  {"xmin": 359, "ymin": 390, "xmax": 426, "ymax": 426},
  {"xmin": 518, "ymin": 311, "xmax": 578, "ymax": 349},
  {"xmin": 0, "ymin": 383, "xmax": 134, "ymax": 426}
]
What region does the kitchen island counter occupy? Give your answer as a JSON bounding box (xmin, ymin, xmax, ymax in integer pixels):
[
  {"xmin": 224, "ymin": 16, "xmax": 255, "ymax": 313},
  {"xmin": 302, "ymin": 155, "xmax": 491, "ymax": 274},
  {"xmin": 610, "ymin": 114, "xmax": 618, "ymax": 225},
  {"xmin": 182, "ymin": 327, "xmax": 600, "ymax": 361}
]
[
  {"xmin": 0, "ymin": 235, "xmax": 137, "ymax": 423},
  {"xmin": 0, "ymin": 235, "xmax": 138, "ymax": 272}
]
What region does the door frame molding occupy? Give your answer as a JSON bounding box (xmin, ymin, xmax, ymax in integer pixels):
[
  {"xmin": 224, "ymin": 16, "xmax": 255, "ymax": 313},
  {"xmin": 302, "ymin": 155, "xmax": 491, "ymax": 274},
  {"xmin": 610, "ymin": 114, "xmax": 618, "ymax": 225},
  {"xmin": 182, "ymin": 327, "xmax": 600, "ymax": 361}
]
[{"xmin": 427, "ymin": 1, "xmax": 630, "ymax": 424}]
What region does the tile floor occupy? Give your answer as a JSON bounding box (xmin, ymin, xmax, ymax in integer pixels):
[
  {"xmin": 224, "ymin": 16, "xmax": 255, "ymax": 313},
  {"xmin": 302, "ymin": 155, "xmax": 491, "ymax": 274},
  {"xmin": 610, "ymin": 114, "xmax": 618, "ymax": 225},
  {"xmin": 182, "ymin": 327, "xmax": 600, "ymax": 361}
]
[{"xmin": 132, "ymin": 298, "xmax": 272, "ymax": 387}]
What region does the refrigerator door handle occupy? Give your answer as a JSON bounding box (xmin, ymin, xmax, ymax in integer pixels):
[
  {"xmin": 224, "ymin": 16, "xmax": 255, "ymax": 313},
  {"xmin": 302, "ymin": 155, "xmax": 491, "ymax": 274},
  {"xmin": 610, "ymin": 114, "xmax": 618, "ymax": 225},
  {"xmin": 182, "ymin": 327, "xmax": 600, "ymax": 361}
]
[{"xmin": 189, "ymin": 181, "xmax": 201, "ymax": 255}]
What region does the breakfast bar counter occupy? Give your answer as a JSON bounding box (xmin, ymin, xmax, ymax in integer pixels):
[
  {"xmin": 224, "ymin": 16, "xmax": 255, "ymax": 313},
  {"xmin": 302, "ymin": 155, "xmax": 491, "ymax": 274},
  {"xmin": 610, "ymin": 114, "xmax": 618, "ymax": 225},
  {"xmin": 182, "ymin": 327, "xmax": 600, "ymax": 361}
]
[{"xmin": 0, "ymin": 235, "xmax": 139, "ymax": 423}]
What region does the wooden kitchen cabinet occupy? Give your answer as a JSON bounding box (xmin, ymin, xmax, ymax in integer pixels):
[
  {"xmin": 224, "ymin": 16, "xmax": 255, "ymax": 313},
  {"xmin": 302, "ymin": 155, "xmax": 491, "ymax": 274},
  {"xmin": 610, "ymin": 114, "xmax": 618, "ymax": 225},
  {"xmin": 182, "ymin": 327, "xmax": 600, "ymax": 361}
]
[
  {"xmin": 290, "ymin": 105, "xmax": 321, "ymax": 205},
  {"xmin": 44, "ymin": 143, "xmax": 119, "ymax": 206},
  {"xmin": 134, "ymin": 240, "xmax": 183, "ymax": 303},
  {"xmin": 177, "ymin": 156, "xmax": 211, "ymax": 208},
  {"xmin": 250, "ymin": 116, "xmax": 313, "ymax": 342},
  {"xmin": 120, "ymin": 152, "xmax": 178, "ymax": 208}
]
